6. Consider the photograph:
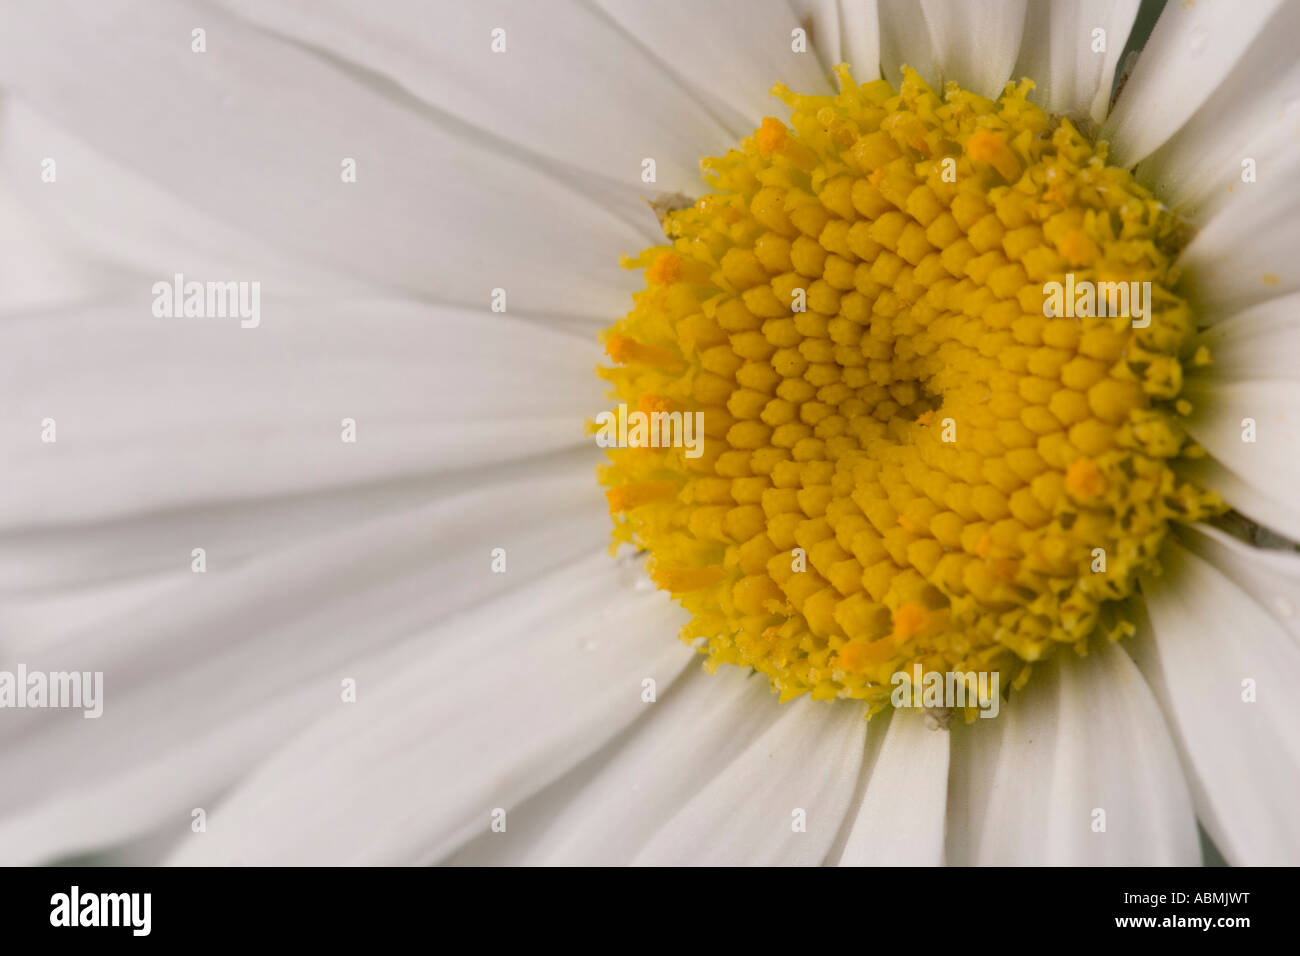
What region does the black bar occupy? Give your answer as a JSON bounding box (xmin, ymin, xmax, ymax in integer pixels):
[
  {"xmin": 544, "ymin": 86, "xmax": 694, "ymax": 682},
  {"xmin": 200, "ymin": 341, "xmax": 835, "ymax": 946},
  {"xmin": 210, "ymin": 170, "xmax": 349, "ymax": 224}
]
[{"xmin": 0, "ymin": 866, "xmax": 1277, "ymax": 943}]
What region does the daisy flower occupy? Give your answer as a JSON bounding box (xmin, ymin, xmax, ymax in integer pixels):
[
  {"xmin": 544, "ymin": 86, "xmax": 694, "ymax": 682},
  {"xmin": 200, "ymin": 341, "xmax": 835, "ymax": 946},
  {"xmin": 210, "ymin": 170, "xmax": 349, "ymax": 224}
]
[{"xmin": 1, "ymin": 0, "xmax": 1298, "ymax": 867}]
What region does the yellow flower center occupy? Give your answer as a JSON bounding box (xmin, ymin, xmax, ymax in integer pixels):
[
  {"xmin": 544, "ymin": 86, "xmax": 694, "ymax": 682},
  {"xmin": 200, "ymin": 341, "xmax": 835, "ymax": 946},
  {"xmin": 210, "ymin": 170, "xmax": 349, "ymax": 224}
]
[{"xmin": 596, "ymin": 67, "xmax": 1222, "ymax": 717}]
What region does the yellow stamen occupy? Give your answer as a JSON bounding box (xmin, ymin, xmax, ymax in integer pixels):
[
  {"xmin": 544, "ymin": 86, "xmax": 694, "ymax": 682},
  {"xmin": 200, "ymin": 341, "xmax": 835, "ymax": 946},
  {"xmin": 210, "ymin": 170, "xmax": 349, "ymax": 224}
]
[
  {"xmin": 1065, "ymin": 457, "xmax": 1107, "ymax": 500},
  {"xmin": 755, "ymin": 116, "xmax": 817, "ymax": 170},
  {"xmin": 755, "ymin": 116, "xmax": 788, "ymax": 157},
  {"xmin": 636, "ymin": 393, "xmax": 677, "ymax": 415},
  {"xmin": 891, "ymin": 603, "xmax": 930, "ymax": 641},
  {"xmin": 606, "ymin": 481, "xmax": 676, "ymax": 513},
  {"xmin": 650, "ymin": 565, "xmax": 726, "ymax": 593},
  {"xmin": 965, "ymin": 128, "xmax": 1021, "ymax": 182},
  {"xmin": 836, "ymin": 637, "xmax": 896, "ymax": 673},
  {"xmin": 604, "ymin": 333, "xmax": 682, "ymax": 370},
  {"xmin": 645, "ymin": 252, "xmax": 684, "ymax": 286},
  {"xmin": 597, "ymin": 67, "xmax": 1222, "ymax": 716},
  {"xmin": 1059, "ymin": 229, "xmax": 1100, "ymax": 267}
]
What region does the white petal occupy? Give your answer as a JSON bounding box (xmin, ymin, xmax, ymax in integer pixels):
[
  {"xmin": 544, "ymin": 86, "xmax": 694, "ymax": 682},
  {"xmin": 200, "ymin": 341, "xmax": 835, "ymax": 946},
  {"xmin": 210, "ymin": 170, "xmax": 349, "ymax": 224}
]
[
  {"xmin": 0, "ymin": 98, "xmax": 366, "ymax": 301},
  {"xmin": 165, "ymin": 551, "xmax": 694, "ymax": 865},
  {"xmin": 0, "ymin": 469, "xmax": 493, "ymax": 597},
  {"xmin": 1136, "ymin": 541, "xmax": 1300, "ymax": 864},
  {"xmin": 879, "ymin": 0, "xmax": 1028, "ymax": 99},
  {"xmin": 1177, "ymin": 523, "xmax": 1300, "ymax": 647},
  {"xmin": 1181, "ymin": 378, "xmax": 1300, "ymax": 528},
  {"xmin": 0, "ymin": 466, "xmax": 613, "ymax": 864},
  {"xmin": 1134, "ymin": 1, "xmax": 1300, "ymax": 218},
  {"xmin": 837, "ymin": 710, "xmax": 948, "ymax": 865},
  {"xmin": 946, "ymin": 642, "xmax": 1198, "ymax": 865},
  {"xmin": 1103, "ymin": 0, "xmax": 1287, "ymax": 167},
  {"xmin": 925, "ymin": 0, "xmax": 1028, "ymax": 100},
  {"xmin": 591, "ymin": 0, "xmax": 837, "ymax": 131},
  {"xmin": 1178, "ymin": 294, "xmax": 1300, "ymax": 527},
  {"xmin": 0, "ymin": 449, "xmax": 607, "ymax": 649},
  {"xmin": 0, "ymin": 164, "xmax": 131, "ymax": 314},
  {"xmin": 836, "ymin": 0, "xmax": 882, "ymax": 82},
  {"xmin": 1190, "ymin": 290, "xmax": 1300, "ymax": 371},
  {"xmin": 876, "ymin": 0, "xmax": 940, "ymax": 90},
  {"xmin": 632, "ymin": 695, "xmax": 867, "ymax": 865},
  {"xmin": 214, "ymin": 0, "xmax": 736, "ymax": 196},
  {"xmin": 514, "ymin": 665, "xmax": 784, "ymax": 864},
  {"xmin": 799, "ymin": 0, "xmax": 844, "ymax": 71},
  {"xmin": 942, "ymin": 679, "xmax": 1008, "ymax": 866},
  {"xmin": 1179, "ymin": 453, "xmax": 1300, "ymax": 546},
  {"xmin": 0, "ymin": 0, "xmax": 647, "ymax": 317},
  {"xmin": 1012, "ymin": 0, "xmax": 1140, "ymax": 122},
  {"xmin": 1176, "ymin": 185, "xmax": 1300, "ymax": 314},
  {"xmin": 0, "ymin": 299, "xmax": 603, "ymax": 526},
  {"xmin": 440, "ymin": 755, "xmax": 608, "ymax": 866}
]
